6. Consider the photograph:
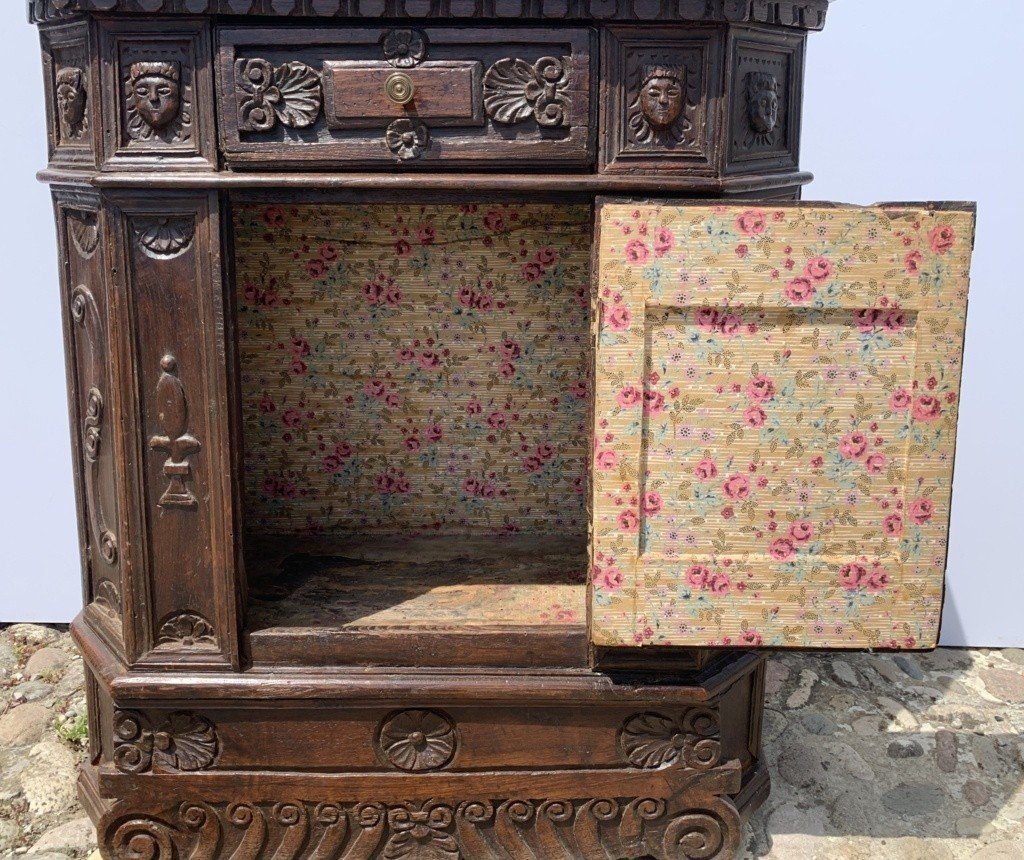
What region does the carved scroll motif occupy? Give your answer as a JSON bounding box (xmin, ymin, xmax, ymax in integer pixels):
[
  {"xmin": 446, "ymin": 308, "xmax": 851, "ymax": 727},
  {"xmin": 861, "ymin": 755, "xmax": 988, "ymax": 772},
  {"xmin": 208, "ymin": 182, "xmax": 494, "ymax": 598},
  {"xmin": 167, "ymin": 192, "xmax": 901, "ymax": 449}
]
[
  {"xmin": 113, "ymin": 709, "xmax": 218, "ymax": 773},
  {"xmin": 100, "ymin": 790, "xmax": 743, "ymax": 859},
  {"xmin": 70, "ymin": 284, "xmax": 118, "ymax": 570},
  {"xmin": 483, "ymin": 56, "xmax": 571, "ymax": 128},
  {"xmin": 235, "ymin": 58, "xmax": 322, "ymax": 132},
  {"xmin": 148, "ymin": 354, "xmax": 201, "ymax": 509}
]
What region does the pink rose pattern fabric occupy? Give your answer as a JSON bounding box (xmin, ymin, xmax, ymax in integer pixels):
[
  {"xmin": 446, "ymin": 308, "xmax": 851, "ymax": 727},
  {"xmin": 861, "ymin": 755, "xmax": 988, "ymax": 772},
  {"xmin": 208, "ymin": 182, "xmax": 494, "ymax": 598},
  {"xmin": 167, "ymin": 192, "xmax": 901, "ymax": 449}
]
[
  {"xmin": 235, "ymin": 203, "xmax": 592, "ymax": 538},
  {"xmin": 591, "ymin": 203, "xmax": 974, "ymax": 650}
]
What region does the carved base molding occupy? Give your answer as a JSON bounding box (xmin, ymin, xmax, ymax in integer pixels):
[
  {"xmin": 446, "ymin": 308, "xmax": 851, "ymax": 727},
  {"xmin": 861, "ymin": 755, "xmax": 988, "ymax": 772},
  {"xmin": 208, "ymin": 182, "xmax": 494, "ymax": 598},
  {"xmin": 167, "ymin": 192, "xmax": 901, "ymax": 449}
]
[{"xmin": 95, "ymin": 768, "xmax": 745, "ymax": 859}]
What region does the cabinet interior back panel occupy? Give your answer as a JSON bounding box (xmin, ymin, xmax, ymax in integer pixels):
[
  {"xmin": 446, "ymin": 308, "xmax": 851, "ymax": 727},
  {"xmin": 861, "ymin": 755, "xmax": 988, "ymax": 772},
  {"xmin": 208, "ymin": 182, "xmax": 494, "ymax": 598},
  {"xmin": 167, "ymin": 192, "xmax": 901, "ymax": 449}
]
[{"xmin": 233, "ymin": 202, "xmax": 592, "ymax": 538}]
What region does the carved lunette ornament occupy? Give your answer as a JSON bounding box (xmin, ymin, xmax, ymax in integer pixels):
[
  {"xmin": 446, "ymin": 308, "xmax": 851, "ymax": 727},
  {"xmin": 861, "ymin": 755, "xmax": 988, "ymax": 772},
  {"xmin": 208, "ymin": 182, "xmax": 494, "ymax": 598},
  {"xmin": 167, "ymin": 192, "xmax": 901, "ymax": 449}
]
[
  {"xmin": 235, "ymin": 58, "xmax": 322, "ymax": 132},
  {"xmin": 132, "ymin": 215, "xmax": 194, "ymax": 258},
  {"xmin": 155, "ymin": 610, "xmax": 217, "ymax": 649},
  {"xmin": 483, "ymin": 56, "xmax": 570, "ymax": 128}
]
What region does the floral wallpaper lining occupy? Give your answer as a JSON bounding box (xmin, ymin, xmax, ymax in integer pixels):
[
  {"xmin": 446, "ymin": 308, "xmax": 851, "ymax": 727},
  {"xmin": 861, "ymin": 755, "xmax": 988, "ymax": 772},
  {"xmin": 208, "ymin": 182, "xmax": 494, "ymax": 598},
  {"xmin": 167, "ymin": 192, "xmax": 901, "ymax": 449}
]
[
  {"xmin": 234, "ymin": 203, "xmax": 592, "ymax": 539},
  {"xmin": 591, "ymin": 203, "xmax": 975, "ymax": 650}
]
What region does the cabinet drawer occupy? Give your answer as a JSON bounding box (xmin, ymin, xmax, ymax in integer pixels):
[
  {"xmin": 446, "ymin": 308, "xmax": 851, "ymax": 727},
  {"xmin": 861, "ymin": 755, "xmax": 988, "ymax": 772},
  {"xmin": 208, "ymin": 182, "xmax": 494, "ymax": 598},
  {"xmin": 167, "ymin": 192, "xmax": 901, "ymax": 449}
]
[{"xmin": 217, "ymin": 27, "xmax": 594, "ymax": 167}]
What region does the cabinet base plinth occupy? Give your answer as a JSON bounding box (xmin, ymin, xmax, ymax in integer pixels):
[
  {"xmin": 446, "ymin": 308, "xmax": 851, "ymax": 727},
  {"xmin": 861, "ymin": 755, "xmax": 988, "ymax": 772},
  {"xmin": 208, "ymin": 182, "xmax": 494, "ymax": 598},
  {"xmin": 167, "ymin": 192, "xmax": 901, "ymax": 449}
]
[{"xmin": 76, "ymin": 623, "xmax": 768, "ymax": 860}]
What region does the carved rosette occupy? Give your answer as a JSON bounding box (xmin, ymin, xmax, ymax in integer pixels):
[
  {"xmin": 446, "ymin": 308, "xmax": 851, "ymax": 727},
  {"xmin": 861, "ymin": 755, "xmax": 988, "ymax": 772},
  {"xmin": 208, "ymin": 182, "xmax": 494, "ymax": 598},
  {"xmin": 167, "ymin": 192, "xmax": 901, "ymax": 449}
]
[
  {"xmin": 382, "ymin": 28, "xmax": 427, "ymax": 68},
  {"xmin": 113, "ymin": 710, "xmax": 218, "ymax": 774},
  {"xmin": 483, "ymin": 56, "xmax": 571, "ymax": 128},
  {"xmin": 621, "ymin": 707, "xmax": 722, "ymax": 770},
  {"xmin": 385, "ymin": 119, "xmax": 430, "ymax": 161},
  {"xmin": 100, "ymin": 792, "xmax": 743, "ymax": 860},
  {"xmin": 148, "ymin": 354, "xmax": 201, "ymax": 508},
  {"xmin": 235, "ymin": 58, "xmax": 322, "ymax": 132},
  {"xmin": 378, "ymin": 709, "xmax": 457, "ymax": 771}
]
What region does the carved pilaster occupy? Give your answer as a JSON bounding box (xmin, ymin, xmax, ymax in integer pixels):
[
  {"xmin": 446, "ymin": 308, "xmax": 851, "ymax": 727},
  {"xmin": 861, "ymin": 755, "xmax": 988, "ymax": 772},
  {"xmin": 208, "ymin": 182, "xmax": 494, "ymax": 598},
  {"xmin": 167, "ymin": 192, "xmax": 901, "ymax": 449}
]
[
  {"xmin": 55, "ymin": 189, "xmax": 125, "ymax": 656},
  {"xmin": 109, "ymin": 191, "xmax": 239, "ymax": 669}
]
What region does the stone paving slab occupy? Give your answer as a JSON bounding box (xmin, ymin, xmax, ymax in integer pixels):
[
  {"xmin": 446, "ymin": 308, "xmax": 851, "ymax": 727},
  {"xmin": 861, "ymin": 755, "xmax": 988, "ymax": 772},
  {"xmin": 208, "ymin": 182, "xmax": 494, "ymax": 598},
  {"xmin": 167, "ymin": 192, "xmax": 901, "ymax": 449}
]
[{"xmin": 1, "ymin": 623, "xmax": 1022, "ymax": 858}]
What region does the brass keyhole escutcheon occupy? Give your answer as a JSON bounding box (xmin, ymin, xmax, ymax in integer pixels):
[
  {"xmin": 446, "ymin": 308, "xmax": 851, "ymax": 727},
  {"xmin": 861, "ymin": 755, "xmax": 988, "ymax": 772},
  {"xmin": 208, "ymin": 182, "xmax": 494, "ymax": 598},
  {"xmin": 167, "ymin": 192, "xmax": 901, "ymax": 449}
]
[{"xmin": 385, "ymin": 72, "xmax": 415, "ymax": 106}]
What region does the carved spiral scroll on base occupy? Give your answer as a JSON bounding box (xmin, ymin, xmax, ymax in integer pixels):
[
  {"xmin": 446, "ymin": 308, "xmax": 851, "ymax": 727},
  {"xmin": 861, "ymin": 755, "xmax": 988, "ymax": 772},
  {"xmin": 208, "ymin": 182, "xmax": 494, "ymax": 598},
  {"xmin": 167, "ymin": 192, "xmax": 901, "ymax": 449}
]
[{"xmin": 99, "ymin": 786, "xmax": 744, "ymax": 860}]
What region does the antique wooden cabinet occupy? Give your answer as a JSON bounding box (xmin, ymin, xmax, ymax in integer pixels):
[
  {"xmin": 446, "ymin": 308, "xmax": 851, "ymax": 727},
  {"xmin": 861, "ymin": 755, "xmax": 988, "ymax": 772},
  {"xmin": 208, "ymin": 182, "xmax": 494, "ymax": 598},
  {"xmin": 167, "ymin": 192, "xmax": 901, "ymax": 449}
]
[{"xmin": 30, "ymin": 1, "xmax": 977, "ymax": 858}]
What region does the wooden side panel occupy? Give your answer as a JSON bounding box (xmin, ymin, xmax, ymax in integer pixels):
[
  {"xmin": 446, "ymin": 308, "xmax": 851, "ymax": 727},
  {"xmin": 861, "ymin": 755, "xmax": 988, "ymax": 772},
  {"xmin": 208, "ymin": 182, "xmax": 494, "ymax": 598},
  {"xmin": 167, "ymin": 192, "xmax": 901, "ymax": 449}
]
[
  {"xmin": 590, "ymin": 201, "xmax": 975, "ymax": 650},
  {"xmin": 53, "ymin": 187, "xmax": 126, "ymax": 659},
  {"xmin": 108, "ymin": 191, "xmax": 240, "ymax": 669}
]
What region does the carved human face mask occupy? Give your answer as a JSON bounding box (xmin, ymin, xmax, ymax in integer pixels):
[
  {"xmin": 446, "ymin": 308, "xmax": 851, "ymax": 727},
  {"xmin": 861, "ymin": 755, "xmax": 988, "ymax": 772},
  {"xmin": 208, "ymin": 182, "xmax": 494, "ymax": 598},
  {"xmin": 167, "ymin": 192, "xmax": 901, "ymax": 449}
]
[
  {"xmin": 640, "ymin": 73, "xmax": 684, "ymax": 129},
  {"xmin": 130, "ymin": 62, "xmax": 181, "ymax": 130},
  {"xmin": 746, "ymin": 72, "xmax": 779, "ymax": 134},
  {"xmin": 55, "ymin": 68, "xmax": 86, "ymax": 136}
]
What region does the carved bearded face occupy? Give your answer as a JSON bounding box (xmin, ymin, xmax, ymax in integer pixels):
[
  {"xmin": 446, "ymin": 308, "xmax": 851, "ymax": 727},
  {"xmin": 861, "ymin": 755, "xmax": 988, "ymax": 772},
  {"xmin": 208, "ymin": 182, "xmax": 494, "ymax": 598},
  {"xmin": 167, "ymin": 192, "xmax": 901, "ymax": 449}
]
[
  {"xmin": 640, "ymin": 70, "xmax": 684, "ymax": 129},
  {"xmin": 130, "ymin": 62, "xmax": 181, "ymax": 130},
  {"xmin": 746, "ymin": 72, "xmax": 779, "ymax": 134},
  {"xmin": 55, "ymin": 68, "xmax": 86, "ymax": 137}
]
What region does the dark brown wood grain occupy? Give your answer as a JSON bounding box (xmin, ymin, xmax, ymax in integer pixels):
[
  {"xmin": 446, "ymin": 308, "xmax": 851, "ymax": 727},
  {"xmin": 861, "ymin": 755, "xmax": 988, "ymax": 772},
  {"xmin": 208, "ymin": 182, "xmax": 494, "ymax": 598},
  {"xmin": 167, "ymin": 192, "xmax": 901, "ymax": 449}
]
[{"xmin": 33, "ymin": 5, "xmax": 835, "ymax": 857}]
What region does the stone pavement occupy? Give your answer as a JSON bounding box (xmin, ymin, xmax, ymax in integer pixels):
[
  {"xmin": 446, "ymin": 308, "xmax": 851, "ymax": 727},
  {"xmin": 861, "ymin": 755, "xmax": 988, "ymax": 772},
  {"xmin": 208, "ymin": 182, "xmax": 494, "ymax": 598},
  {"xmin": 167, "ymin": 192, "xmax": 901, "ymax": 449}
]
[{"xmin": 1, "ymin": 623, "xmax": 1022, "ymax": 859}]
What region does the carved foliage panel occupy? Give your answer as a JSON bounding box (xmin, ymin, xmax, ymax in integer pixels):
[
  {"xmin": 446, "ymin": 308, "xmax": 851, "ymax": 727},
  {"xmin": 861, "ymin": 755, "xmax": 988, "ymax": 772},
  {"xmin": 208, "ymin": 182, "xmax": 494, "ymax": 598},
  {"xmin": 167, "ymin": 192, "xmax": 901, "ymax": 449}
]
[
  {"xmin": 113, "ymin": 193, "xmax": 236, "ymax": 668},
  {"xmin": 40, "ymin": 20, "xmax": 97, "ymax": 165},
  {"xmin": 56, "ymin": 193, "xmax": 124, "ymax": 638},
  {"xmin": 726, "ymin": 29, "xmax": 804, "ymax": 170},
  {"xmin": 99, "ymin": 19, "xmax": 215, "ymax": 168},
  {"xmin": 601, "ymin": 26, "xmax": 723, "ymax": 172}
]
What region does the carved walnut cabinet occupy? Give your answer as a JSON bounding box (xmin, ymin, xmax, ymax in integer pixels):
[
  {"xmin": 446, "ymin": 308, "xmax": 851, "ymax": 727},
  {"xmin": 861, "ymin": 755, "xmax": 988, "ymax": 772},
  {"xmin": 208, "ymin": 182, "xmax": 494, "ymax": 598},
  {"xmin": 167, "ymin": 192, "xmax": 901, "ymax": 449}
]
[{"xmin": 30, "ymin": 1, "xmax": 976, "ymax": 858}]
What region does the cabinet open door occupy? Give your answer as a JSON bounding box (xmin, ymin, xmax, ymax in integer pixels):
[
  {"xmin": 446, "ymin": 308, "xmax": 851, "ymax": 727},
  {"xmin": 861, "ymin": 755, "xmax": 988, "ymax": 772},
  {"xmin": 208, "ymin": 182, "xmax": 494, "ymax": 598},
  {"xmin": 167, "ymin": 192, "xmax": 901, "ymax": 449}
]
[{"xmin": 589, "ymin": 201, "xmax": 975, "ymax": 650}]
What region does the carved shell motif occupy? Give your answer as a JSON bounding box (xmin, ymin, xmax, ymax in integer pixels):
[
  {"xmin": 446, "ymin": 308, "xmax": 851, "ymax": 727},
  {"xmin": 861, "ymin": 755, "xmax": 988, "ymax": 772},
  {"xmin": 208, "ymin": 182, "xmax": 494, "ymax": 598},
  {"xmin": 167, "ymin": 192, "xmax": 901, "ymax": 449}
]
[
  {"xmin": 113, "ymin": 710, "xmax": 218, "ymax": 774},
  {"xmin": 483, "ymin": 56, "xmax": 570, "ymax": 128},
  {"xmin": 378, "ymin": 709, "xmax": 457, "ymax": 772},
  {"xmin": 620, "ymin": 708, "xmax": 721, "ymax": 770},
  {"xmin": 235, "ymin": 58, "xmax": 322, "ymax": 132}
]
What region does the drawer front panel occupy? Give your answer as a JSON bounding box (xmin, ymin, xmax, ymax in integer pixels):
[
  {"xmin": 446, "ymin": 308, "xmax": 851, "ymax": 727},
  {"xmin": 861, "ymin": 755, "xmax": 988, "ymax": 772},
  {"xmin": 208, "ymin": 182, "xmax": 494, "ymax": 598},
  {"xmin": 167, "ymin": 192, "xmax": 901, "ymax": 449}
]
[{"xmin": 217, "ymin": 27, "xmax": 594, "ymax": 167}]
